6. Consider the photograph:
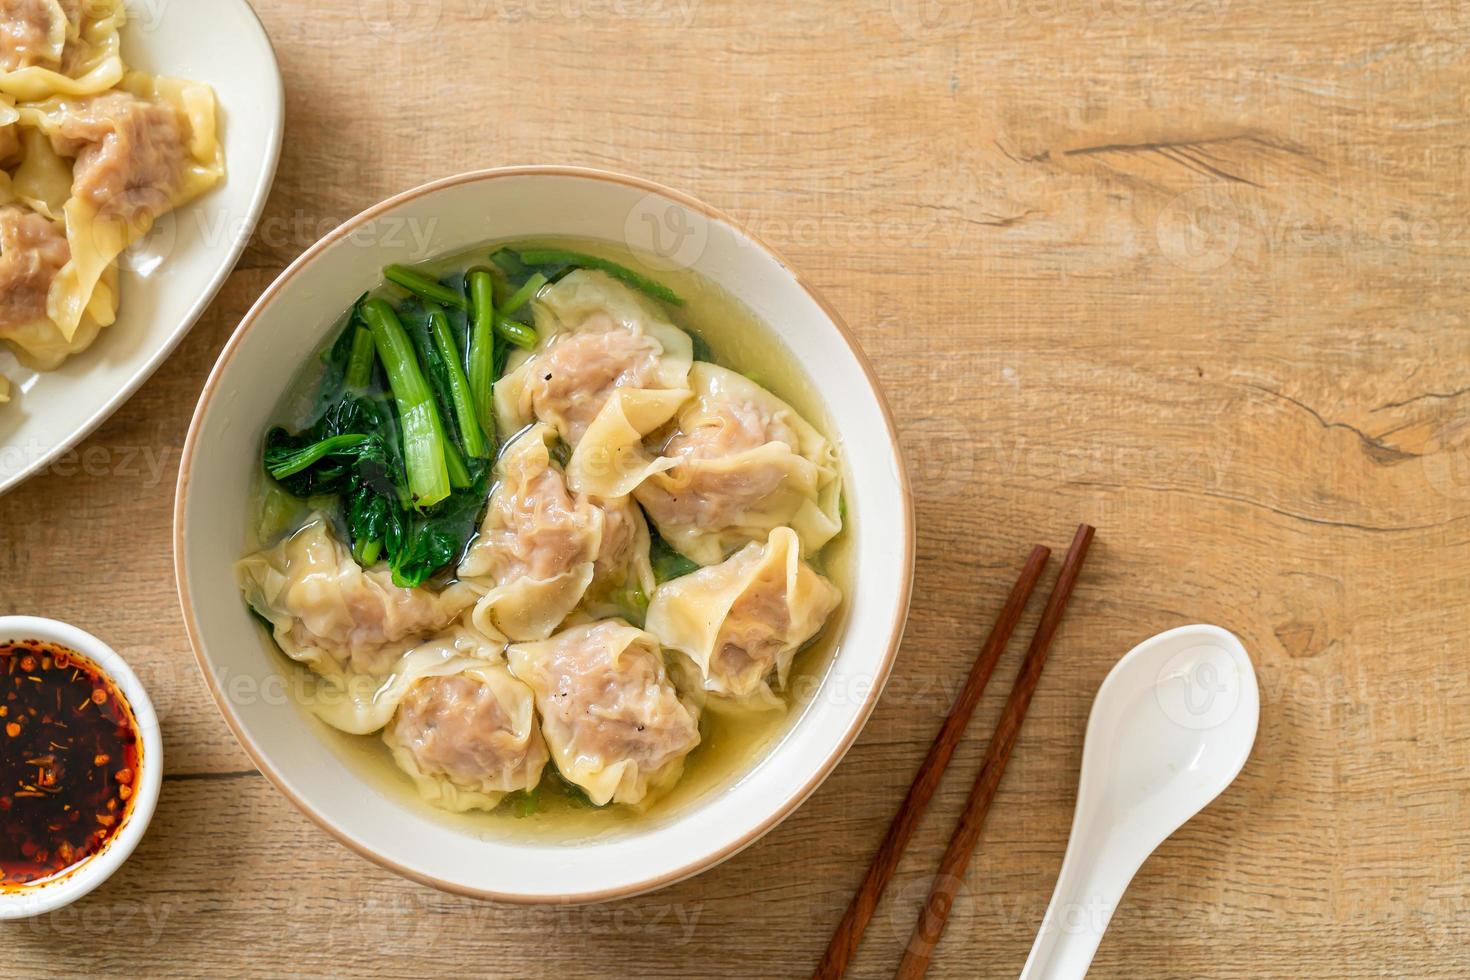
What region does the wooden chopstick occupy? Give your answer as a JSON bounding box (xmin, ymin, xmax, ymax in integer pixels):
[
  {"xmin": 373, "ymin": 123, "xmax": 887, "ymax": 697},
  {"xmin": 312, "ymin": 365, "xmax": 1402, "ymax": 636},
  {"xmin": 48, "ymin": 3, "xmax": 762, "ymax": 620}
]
[
  {"xmin": 812, "ymin": 545, "xmax": 1053, "ymax": 980},
  {"xmin": 896, "ymin": 523, "xmax": 1096, "ymax": 979}
]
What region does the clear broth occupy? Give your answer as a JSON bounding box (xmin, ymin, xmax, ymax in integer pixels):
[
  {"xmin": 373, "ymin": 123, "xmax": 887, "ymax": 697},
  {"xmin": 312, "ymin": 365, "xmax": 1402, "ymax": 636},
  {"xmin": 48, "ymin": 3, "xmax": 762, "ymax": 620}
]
[{"xmin": 250, "ymin": 236, "xmax": 853, "ymax": 843}]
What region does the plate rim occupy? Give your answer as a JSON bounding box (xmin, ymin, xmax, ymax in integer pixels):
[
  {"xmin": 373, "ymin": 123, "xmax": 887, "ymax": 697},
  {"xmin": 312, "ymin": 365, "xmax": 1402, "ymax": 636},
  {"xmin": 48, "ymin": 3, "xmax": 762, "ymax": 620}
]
[{"xmin": 0, "ymin": 0, "xmax": 286, "ymax": 496}]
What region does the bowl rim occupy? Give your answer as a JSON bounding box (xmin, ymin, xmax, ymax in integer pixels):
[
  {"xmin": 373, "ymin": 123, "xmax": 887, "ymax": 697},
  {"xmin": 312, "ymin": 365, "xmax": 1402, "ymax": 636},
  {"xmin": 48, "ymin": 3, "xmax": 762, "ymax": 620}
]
[
  {"xmin": 0, "ymin": 616, "xmax": 164, "ymax": 919},
  {"xmin": 172, "ymin": 165, "xmax": 914, "ymax": 903}
]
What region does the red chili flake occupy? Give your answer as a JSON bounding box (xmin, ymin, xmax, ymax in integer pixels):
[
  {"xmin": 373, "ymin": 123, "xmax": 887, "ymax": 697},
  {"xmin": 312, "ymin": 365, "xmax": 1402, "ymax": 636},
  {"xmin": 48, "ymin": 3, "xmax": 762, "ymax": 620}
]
[{"xmin": 0, "ymin": 640, "xmax": 141, "ymax": 887}]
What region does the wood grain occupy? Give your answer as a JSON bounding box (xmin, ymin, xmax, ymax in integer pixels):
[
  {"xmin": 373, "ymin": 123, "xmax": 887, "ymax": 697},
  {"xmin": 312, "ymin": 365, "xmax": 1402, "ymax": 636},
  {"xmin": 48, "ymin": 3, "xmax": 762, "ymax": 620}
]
[
  {"xmin": 897, "ymin": 525, "xmax": 1093, "ymax": 978},
  {"xmin": 816, "ymin": 544, "xmax": 1051, "ymax": 979},
  {"xmin": 3, "ymin": 0, "xmax": 1470, "ymax": 976}
]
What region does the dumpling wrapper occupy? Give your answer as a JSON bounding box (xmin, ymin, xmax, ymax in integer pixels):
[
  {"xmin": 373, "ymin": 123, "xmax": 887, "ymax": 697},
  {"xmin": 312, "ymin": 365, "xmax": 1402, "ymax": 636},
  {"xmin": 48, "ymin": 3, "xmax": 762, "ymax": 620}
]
[
  {"xmin": 580, "ymin": 492, "xmax": 656, "ymax": 621},
  {"xmin": 495, "ymin": 270, "xmax": 694, "ymax": 498},
  {"xmin": 635, "ymin": 363, "xmax": 843, "ymax": 565},
  {"xmin": 11, "ymin": 124, "xmax": 73, "ymax": 219},
  {"xmin": 0, "ymin": 199, "xmax": 113, "ymax": 370},
  {"xmin": 19, "ymin": 70, "xmax": 223, "ymax": 339},
  {"xmin": 0, "ymin": 95, "xmax": 18, "ymax": 153},
  {"xmin": 382, "ymin": 647, "xmax": 549, "ymax": 811},
  {"xmin": 507, "ymin": 620, "xmax": 701, "ymax": 807},
  {"xmin": 0, "ymin": 0, "xmax": 125, "ymax": 101},
  {"xmin": 646, "ymin": 526, "xmax": 841, "ymax": 709},
  {"xmin": 307, "ymin": 625, "xmax": 504, "ymax": 736},
  {"xmin": 457, "ymin": 423, "xmax": 601, "ymax": 641},
  {"xmin": 234, "ymin": 515, "xmax": 478, "ymax": 728}
]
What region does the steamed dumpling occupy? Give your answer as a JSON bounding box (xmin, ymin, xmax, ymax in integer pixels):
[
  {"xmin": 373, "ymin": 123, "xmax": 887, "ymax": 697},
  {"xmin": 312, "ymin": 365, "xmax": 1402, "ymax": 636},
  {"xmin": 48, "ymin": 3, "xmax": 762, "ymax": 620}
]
[
  {"xmin": 0, "ymin": 0, "xmax": 124, "ymax": 100},
  {"xmin": 0, "ymin": 201, "xmax": 66, "ymax": 341},
  {"xmin": 495, "ymin": 270, "xmax": 695, "ymax": 498},
  {"xmin": 646, "ymin": 527, "xmax": 841, "ymax": 708},
  {"xmin": 0, "ymin": 105, "xmax": 18, "ymax": 164},
  {"xmin": 383, "ymin": 655, "xmax": 549, "ymax": 813},
  {"xmin": 0, "ymin": 0, "xmax": 69, "ymax": 73},
  {"xmin": 18, "ymin": 71, "xmax": 223, "ymax": 336},
  {"xmin": 457, "ymin": 423, "xmax": 600, "ymax": 641},
  {"xmin": 635, "ymin": 363, "xmax": 842, "ymax": 565},
  {"xmin": 507, "ymin": 620, "xmax": 700, "ymax": 807},
  {"xmin": 235, "ymin": 515, "xmax": 476, "ymax": 681},
  {"xmin": 0, "ymin": 194, "xmax": 111, "ymax": 369},
  {"xmin": 11, "ymin": 124, "xmax": 74, "ymax": 220},
  {"xmin": 582, "ymin": 492, "xmax": 656, "ymax": 620}
]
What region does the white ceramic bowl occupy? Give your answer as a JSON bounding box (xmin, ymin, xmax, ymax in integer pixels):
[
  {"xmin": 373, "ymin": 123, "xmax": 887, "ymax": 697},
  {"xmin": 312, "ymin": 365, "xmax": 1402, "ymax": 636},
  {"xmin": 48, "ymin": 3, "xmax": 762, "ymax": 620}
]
[
  {"xmin": 0, "ymin": 617, "xmax": 162, "ymax": 919},
  {"xmin": 0, "ymin": 0, "xmax": 283, "ymax": 494},
  {"xmin": 174, "ymin": 168, "xmax": 912, "ymax": 902}
]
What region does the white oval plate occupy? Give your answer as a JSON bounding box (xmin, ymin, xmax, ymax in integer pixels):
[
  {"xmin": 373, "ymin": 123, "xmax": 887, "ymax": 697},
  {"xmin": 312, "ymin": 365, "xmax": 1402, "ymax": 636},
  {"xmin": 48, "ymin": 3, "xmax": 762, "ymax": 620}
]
[{"xmin": 0, "ymin": 0, "xmax": 284, "ymax": 494}]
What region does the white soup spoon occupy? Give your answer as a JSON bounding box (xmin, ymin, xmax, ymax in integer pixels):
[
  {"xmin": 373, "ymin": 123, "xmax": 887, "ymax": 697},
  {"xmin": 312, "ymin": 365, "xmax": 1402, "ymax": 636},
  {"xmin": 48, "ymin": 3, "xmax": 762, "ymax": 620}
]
[{"xmin": 1018, "ymin": 624, "xmax": 1260, "ymax": 979}]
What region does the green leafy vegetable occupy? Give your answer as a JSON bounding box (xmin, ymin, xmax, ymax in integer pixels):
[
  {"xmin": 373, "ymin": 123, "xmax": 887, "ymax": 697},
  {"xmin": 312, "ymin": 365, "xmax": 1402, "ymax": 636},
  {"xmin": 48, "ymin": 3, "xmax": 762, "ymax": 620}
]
[
  {"xmin": 649, "ymin": 524, "xmax": 700, "ymax": 583},
  {"xmin": 384, "ymin": 264, "xmax": 469, "ymax": 311},
  {"xmin": 516, "ymin": 247, "xmax": 683, "ymax": 306},
  {"xmin": 495, "ymin": 314, "xmax": 538, "ymax": 350},
  {"xmin": 465, "ymin": 268, "xmax": 498, "ymax": 443},
  {"xmin": 500, "ymin": 272, "xmax": 547, "ymax": 315},
  {"xmin": 360, "ymin": 297, "xmax": 453, "ymax": 509},
  {"xmin": 688, "ymin": 330, "xmax": 713, "ymax": 363},
  {"xmin": 260, "ymin": 288, "xmax": 493, "ymax": 588},
  {"xmin": 264, "ymin": 433, "xmax": 373, "ymax": 480}
]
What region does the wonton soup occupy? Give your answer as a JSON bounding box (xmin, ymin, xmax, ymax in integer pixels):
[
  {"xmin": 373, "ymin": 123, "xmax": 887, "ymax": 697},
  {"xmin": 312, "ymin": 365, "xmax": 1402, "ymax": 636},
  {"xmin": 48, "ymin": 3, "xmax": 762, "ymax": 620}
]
[{"xmin": 237, "ymin": 239, "xmax": 850, "ymax": 838}]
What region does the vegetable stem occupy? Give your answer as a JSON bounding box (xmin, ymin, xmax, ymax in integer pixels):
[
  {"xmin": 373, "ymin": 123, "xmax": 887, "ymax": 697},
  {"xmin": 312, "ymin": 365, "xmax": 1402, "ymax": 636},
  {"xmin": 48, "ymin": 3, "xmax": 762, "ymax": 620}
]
[
  {"xmin": 516, "ymin": 248, "xmax": 683, "ymax": 306},
  {"xmin": 360, "ymin": 298, "xmax": 451, "ymax": 508},
  {"xmin": 500, "ymin": 272, "xmax": 547, "ymax": 315},
  {"xmin": 345, "ymin": 326, "xmax": 375, "ymax": 388},
  {"xmin": 266, "ymin": 433, "xmax": 371, "ymax": 480},
  {"xmin": 427, "ymin": 304, "xmax": 489, "ymax": 459},
  {"xmin": 384, "ymin": 264, "xmax": 469, "ymax": 311},
  {"xmin": 355, "ymin": 538, "xmax": 382, "ymax": 566},
  {"xmin": 466, "ymin": 268, "xmax": 498, "ymax": 440},
  {"xmin": 443, "ymin": 434, "xmax": 472, "ymax": 489},
  {"xmin": 496, "ymin": 314, "xmax": 539, "ymax": 350}
]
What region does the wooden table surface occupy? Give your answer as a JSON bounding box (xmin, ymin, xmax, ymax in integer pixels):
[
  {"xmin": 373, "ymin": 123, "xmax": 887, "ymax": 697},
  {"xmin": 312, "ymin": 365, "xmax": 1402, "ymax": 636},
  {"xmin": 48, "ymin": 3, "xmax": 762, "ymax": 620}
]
[{"xmin": 5, "ymin": 0, "xmax": 1470, "ymax": 976}]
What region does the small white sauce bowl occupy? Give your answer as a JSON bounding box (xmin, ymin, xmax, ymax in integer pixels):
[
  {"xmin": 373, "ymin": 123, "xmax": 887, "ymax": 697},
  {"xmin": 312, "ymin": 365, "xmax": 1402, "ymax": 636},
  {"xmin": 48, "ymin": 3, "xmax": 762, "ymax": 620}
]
[{"xmin": 0, "ymin": 617, "xmax": 163, "ymax": 920}]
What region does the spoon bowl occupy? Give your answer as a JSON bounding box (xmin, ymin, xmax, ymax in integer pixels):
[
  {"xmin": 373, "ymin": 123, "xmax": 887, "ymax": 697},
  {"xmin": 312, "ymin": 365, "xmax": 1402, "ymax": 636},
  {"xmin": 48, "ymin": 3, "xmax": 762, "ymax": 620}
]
[{"xmin": 1019, "ymin": 624, "xmax": 1259, "ymax": 979}]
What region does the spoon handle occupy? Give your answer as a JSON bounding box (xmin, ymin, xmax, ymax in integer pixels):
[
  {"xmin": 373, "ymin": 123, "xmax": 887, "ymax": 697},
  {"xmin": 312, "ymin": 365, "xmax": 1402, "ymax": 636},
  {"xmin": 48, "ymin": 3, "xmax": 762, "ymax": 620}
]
[{"xmin": 1017, "ymin": 834, "xmax": 1142, "ymax": 980}]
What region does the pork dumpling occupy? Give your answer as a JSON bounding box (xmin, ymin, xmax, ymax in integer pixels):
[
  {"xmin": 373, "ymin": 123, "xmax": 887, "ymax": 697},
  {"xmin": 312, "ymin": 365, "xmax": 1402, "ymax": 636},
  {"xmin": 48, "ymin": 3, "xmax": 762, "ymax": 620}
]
[
  {"xmin": 457, "ymin": 423, "xmax": 602, "ymax": 641},
  {"xmin": 304, "ymin": 623, "xmax": 505, "ymax": 735},
  {"xmin": 235, "ymin": 515, "xmax": 476, "ymax": 682},
  {"xmin": 581, "ymin": 493, "xmax": 656, "ymax": 621},
  {"xmin": 11, "ymin": 124, "xmax": 76, "ymax": 220},
  {"xmin": 18, "ymin": 71, "xmax": 223, "ymax": 336},
  {"xmin": 0, "ymin": 201, "xmax": 67, "ymax": 342},
  {"xmin": 507, "ymin": 620, "xmax": 701, "ymax": 807},
  {"xmin": 646, "ymin": 527, "xmax": 841, "ymax": 708},
  {"xmin": 635, "ymin": 363, "xmax": 842, "ymax": 565},
  {"xmin": 0, "ymin": 102, "xmax": 18, "ymax": 164},
  {"xmin": 495, "ymin": 270, "xmax": 695, "ymax": 498},
  {"xmin": 383, "ymin": 656, "xmax": 549, "ymax": 813},
  {"xmin": 0, "ymin": 0, "xmax": 125, "ymax": 100},
  {"xmin": 0, "ymin": 0, "xmax": 68, "ymax": 74}
]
